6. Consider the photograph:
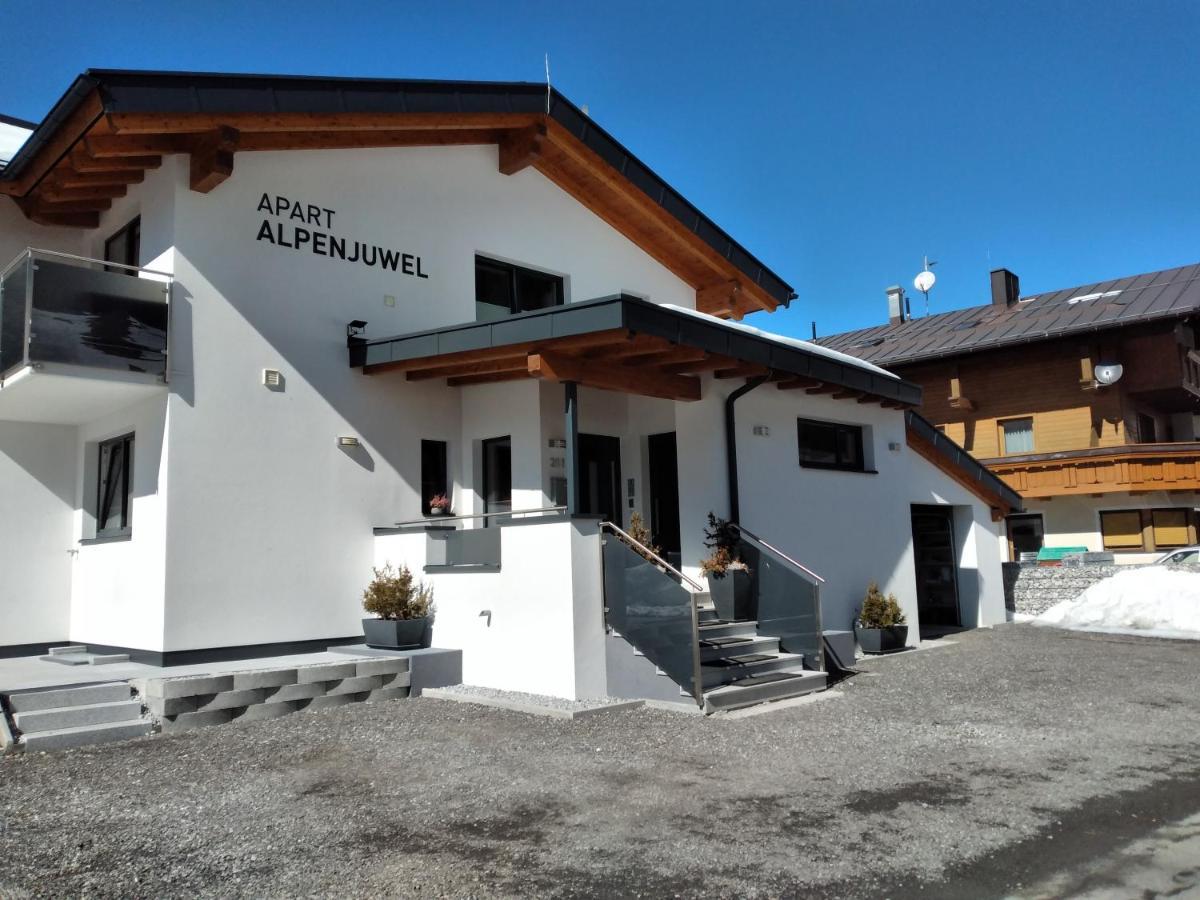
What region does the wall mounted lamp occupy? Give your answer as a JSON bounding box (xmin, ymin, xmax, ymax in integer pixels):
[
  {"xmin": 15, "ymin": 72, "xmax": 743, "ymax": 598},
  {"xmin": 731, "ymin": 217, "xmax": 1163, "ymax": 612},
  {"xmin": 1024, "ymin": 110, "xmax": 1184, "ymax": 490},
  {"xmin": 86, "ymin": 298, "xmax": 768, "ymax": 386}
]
[{"xmin": 338, "ymin": 436, "xmax": 361, "ymax": 447}]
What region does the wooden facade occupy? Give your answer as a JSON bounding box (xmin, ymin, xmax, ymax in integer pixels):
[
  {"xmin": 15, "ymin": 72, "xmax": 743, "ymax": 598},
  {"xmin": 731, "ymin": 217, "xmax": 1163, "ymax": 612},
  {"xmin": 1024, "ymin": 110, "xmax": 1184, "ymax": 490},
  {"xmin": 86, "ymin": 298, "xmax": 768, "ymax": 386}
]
[{"xmin": 892, "ymin": 320, "xmax": 1200, "ymax": 497}]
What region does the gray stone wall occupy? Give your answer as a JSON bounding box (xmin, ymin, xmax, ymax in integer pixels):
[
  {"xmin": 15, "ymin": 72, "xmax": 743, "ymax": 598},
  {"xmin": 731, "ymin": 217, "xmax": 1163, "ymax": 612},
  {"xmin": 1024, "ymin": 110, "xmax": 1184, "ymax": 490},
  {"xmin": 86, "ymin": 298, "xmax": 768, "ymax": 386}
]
[{"xmin": 1003, "ymin": 563, "xmax": 1135, "ymax": 617}]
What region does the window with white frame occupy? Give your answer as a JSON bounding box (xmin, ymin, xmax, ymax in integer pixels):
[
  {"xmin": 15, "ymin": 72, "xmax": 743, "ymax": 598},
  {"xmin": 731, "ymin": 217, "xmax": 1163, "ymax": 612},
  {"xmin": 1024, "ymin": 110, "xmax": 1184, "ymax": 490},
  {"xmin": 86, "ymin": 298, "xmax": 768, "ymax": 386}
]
[{"xmin": 1000, "ymin": 417, "xmax": 1034, "ymax": 455}]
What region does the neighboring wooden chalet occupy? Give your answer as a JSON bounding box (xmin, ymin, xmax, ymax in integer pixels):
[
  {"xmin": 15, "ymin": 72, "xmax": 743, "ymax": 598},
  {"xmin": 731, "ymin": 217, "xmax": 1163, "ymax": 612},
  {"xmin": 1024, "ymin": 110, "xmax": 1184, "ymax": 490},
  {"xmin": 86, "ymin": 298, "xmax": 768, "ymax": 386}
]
[{"xmin": 818, "ymin": 264, "xmax": 1200, "ymax": 561}]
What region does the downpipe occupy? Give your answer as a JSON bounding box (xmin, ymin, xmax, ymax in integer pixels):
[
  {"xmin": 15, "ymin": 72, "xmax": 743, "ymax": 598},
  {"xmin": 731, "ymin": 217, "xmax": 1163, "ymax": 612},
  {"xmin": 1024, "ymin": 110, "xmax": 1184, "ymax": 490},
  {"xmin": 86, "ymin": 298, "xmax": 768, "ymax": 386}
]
[{"xmin": 725, "ymin": 373, "xmax": 769, "ymax": 523}]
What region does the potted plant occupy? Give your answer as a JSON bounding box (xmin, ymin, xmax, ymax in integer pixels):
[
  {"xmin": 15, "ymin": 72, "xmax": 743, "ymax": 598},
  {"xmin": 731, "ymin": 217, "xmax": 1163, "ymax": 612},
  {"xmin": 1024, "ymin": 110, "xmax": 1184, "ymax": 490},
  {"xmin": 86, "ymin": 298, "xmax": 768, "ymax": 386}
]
[
  {"xmin": 429, "ymin": 493, "xmax": 451, "ymax": 516},
  {"xmin": 856, "ymin": 582, "xmax": 908, "ymax": 653},
  {"xmin": 627, "ymin": 511, "xmax": 663, "ymax": 564},
  {"xmin": 362, "ymin": 563, "xmax": 435, "ymax": 650},
  {"xmin": 700, "ymin": 512, "xmax": 752, "ymax": 622}
]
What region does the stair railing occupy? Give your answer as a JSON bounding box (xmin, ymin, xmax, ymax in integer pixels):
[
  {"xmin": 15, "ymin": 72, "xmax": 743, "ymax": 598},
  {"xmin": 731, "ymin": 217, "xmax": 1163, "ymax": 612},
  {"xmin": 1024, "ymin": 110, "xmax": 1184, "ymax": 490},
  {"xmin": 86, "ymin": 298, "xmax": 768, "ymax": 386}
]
[
  {"xmin": 732, "ymin": 524, "xmax": 826, "ymax": 672},
  {"xmin": 599, "ymin": 521, "xmax": 705, "ymax": 708}
]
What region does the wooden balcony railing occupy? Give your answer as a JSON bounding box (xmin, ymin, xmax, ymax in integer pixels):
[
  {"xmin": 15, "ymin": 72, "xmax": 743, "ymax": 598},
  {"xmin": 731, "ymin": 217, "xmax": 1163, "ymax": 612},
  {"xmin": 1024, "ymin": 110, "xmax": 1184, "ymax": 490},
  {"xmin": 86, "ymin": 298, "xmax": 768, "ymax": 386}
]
[{"xmin": 980, "ymin": 442, "xmax": 1200, "ymax": 498}]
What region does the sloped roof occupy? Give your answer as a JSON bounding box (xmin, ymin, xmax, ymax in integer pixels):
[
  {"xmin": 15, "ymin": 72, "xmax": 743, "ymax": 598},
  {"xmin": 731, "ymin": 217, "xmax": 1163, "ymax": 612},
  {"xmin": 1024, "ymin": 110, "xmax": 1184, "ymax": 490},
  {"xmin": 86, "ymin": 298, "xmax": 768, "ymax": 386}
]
[{"xmin": 816, "ymin": 262, "xmax": 1200, "ymax": 367}]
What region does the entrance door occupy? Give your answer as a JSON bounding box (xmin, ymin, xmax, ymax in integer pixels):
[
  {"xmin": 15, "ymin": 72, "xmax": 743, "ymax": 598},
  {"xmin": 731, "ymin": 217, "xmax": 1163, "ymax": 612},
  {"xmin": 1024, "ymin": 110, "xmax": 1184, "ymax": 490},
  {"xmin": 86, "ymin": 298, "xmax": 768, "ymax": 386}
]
[
  {"xmin": 1006, "ymin": 513, "xmax": 1045, "ymax": 561},
  {"xmin": 910, "ymin": 505, "xmax": 960, "ymax": 627},
  {"xmin": 579, "ymin": 433, "xmax": 622, "ymax": 524},
  {"xmin": 482, "ymin": 436, "xmax": 511, "ymax": 521},
  {"xmin": 647, "ymin": 432, "xmax": 681, "ymax": 559}
]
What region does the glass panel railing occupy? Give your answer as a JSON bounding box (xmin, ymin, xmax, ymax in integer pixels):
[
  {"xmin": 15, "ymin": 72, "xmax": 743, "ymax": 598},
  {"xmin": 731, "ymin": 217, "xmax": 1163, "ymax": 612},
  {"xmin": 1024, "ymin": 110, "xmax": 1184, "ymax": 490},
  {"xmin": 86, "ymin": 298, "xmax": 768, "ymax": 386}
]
[
  {"xmin": 736, "ymin": 528, "xmax": 825, "ymax": 671},
  {"xmin": 29, "ymin": 258, "xmax": 168, "ymax": 376},
  {"xmin": 426, "ymin": 526, "xmax": 502, "ymax": 569},
  {"xmin": 602, "ymin": 529, "xmax": 701, "ymax": 705},
  {"xmin": 0, "ymin": 255, "xmax": 30, "ymax": 379}
]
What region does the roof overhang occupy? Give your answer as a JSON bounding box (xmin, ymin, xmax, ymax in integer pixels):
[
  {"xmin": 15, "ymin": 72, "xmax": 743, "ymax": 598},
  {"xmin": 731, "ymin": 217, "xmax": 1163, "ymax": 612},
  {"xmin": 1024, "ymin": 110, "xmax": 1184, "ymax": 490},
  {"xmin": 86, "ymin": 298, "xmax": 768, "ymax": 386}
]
[
  {"xmin": 1, "ymin": 70, "xmax": 795, "ymax": 319},
  {"xmin": 905, "ymin": 411, "xmax": 1023, "ymax": 517},
  {"xmin": 352, "ymin": 295, "xmax": 921, "ymax": 407}
]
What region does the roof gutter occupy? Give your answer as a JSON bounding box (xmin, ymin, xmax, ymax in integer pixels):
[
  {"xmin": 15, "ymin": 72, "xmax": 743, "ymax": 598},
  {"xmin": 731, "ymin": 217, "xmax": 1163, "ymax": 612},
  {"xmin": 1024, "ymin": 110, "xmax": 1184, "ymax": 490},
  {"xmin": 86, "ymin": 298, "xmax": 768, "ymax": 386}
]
[{"xmin": 0, "ymin": 73, "xmax": 102, "ymax": 185}]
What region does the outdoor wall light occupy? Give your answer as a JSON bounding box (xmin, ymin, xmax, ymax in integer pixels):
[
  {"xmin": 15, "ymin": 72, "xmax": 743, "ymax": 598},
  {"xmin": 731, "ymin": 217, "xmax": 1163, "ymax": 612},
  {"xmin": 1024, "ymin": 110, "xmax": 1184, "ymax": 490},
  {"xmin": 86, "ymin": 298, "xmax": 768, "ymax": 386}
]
[{"xmin": 338, "ymin": 436, "xmax": 361, "ymax": 447}]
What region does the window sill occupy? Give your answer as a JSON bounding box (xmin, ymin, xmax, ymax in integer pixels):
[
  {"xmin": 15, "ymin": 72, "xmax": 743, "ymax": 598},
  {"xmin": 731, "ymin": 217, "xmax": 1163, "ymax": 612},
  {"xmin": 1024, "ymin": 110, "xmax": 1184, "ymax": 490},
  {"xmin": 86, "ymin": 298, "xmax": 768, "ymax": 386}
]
[
  {"xmin": 79, "ymin": 533, "xmax": 132, "ymax": 546},
  {"xmin": 799, "ymin": 464, "xmax": 878, "ymax": 475}
]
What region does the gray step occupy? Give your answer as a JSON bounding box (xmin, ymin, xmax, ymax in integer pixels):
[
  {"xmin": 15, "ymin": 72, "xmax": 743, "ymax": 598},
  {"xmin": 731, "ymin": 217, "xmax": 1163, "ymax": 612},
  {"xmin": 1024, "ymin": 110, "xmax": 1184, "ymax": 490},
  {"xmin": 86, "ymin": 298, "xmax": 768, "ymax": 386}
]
[
  {"xmin": 48, "ymin": 645, "xmax": 87, "ymax": 656},
  {"xmin": 704, "ymin": 669, "xmax": 828, "ymax": 713},
  {"xmin": 19, "ymin": 718, "xmax": 153, "ymax": 752},
  {"xmin": 39, "ymin": 651, "xmax": 129, "ymax": 666},
  {"xmin": 699, "ymin": 635, "xmax": 780, "ymax": 663},
  {"xmin": 697, "ymin": 620, "xmax": 758, "ymax": 640},
  {"xmin": 13, "ymin": 700, "xmax": 143, "ymax": 734},
  {"xmin": 701, "ymin": 652, "xmax": 806, "ymax": 689},
  {"xmin": 5, "ymin": 682, "xmax": 132, "ymax": 713}
]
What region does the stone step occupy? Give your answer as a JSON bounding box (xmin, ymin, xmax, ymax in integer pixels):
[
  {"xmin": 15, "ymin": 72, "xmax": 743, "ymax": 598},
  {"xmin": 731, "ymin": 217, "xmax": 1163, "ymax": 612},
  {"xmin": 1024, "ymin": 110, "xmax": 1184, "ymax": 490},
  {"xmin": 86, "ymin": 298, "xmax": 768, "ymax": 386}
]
[
  {"xmin": 38, "ymin": 651, "xmax": 130, "ymax": 666},
  {"xmin": 704, "ymin": 669, "xmax": 827, "ymax": 713},
  {"xmin": 5, "ymin": 682, "xmax": 131, "ymax": 713},
  {"xmin": 699, "ymin": 635, "xmax": 780, "ymax": 663},
  {"xmin": 48, "ymin": 645, "xmax": 87, "ymax": 656},
  {"xmin": 13, "ymin": 700, "xmax": 143, "ymax": 734},
  {"xmin": 19, "ymin": 718, "xmax": 152, "ymax": 752},
  {"xmin": 697, "ymin": 619, "xmax": 758, "ymax": 640},
  {"xmin": 701, "ymin": 652, "xmax": 806, "ymax": 689}
]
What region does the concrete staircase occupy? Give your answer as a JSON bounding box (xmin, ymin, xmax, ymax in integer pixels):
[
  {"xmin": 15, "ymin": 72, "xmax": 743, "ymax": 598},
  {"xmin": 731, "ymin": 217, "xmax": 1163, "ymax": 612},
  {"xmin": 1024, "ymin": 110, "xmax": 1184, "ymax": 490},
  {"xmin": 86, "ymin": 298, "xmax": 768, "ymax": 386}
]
[
  {"xmin": 696, "ymin": 608, "xmax": 827, "ymax": 713},
  {"xmin": 2, "ymin": 682, "xmax": 152, "ymax": 751}
]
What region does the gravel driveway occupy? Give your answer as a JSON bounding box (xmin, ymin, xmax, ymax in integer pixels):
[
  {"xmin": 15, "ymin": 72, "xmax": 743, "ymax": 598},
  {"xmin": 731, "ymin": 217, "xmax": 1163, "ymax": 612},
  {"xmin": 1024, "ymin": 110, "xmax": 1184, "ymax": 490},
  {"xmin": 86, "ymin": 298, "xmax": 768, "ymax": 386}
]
[{"xmin": 2, "ymin": 623, "xmax": 1199, "ymax": 898}]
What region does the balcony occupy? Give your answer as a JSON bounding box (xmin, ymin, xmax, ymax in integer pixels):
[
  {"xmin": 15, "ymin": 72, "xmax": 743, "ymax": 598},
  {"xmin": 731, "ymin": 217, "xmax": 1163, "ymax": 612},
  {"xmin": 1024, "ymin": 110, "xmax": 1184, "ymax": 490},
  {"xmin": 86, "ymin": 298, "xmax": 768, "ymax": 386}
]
[
  {"xmin": 0, "ymin": 249, "xmax": 170, "ymax": 424},
  {"xmin": 981, "ymin": 442, "xmax": 1200, "ymax": 498}
]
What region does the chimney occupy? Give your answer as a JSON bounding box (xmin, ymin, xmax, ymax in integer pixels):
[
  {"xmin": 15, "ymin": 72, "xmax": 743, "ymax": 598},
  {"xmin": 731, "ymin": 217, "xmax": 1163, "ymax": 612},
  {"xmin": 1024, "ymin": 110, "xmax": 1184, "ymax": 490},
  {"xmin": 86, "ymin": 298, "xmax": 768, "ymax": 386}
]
[
  {"xmin": 990, "ymin": 268, "xmax": 1020, "ymax": 307},
  {"xmin": 886, "ymin": 285, "xmax": 908, "ymax": 325}
]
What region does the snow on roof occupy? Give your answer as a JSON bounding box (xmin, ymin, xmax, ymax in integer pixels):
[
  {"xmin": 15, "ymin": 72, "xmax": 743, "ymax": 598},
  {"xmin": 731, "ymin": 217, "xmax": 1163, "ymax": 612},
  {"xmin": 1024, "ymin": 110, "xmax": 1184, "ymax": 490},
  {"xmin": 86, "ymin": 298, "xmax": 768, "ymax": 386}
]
[{"xmin": 662, "ymin": 304, "xmax": 900, "ymax": 380}]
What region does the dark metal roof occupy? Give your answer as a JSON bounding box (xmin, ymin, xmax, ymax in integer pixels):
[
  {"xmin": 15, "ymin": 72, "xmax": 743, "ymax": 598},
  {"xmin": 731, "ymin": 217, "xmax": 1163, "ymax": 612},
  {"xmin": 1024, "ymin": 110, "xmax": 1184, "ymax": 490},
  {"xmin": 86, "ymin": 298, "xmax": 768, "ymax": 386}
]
[
  {"xmin": 906, "ymin": 411, "xmax": 1023, "ymax": 511},
  {"xmin": 1, "ymin": 69, "xmax": 795, "ymax": 308},
  {"xmin": 817, "ymin": 262, "xmax": 1200, "ymax": 367},
  {"xmin": 352, "ymin": 294, "xmax": 922, "ymax": 406}
]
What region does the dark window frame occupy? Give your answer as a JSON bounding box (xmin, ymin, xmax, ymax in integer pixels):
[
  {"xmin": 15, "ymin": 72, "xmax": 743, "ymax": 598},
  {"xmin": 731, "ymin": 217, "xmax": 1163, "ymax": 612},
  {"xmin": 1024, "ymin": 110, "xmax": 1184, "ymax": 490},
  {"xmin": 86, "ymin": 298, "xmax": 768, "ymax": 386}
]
[
  {"xmin": 474, "ymin": 255, "xmax": 565, "ymax": 320},
  {"xmin": 796, "ymin": 417, "xmax": 868, "ymax": 472},
  {"xmin": 103, "ymin": 216, "xmax": 141, "ymax": 275},
  {"xmin": 96, "ymin": 433, "xmax": 134, "ymax": 538},
  {"xmin": 421, "ymin": 439, "xmax": 449, "ymax": 516}
]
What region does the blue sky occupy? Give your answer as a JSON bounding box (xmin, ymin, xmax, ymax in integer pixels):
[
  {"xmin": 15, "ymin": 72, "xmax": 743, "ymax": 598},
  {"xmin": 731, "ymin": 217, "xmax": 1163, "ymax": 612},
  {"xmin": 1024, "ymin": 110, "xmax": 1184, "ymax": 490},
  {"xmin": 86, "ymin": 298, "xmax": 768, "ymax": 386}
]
[{"xmin": 3, "ymin": 1, "xmax": 1197, "ymax": 338}]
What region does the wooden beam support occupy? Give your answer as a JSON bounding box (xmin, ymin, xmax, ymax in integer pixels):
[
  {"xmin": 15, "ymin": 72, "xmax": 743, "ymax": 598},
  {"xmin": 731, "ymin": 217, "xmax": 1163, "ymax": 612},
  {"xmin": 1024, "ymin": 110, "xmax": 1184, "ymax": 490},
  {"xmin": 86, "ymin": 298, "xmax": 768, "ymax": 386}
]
[
  {"xmin": 85, "ymin": 133, "xmax": 188, "ymax": 158},
  {"xmin": 805, "ymin": 384, "xmax": 838, "ymax": 395},
  {"xmin": 405, "ymin": 356, "xmax": 528, "ymax": 381},
  {"xmin": 831, "ymin": 390, "xmax": 862, "ymax": 400},
  {"xmin": 361, "ymin": 328, "xmax": 632, "ymax": 376},
  {"xmin": 15, "ymin": 195, "xmax": 112, "ymax": 216},
  {"xmin": 669, "ymin": 354, "xmax": 737, "ymax": 374},
  {"xmin": 71, "ymin": 147, "xmax": 162, "ymax": 171},
  {"xmin": 189, "ymin": 126, "xmax": 239, "ymax": 193},
  {"xmin": 39, "ymin": 183, "xmax": 128, "ymax": 203},
  {"xmin": 625, "ymin": 347, "xmax": 709, "ymax": 369},
  {"xmin": 776, "ymin": 377, "xmax": 821, "ymax": 391},
  {"xmin": 498, "ymin": 122, "xmax": 547, "ymax": 175},
  {"xmin": 696, "ymin": 280, "xmax": 742, "ymax": 316},
  {"xmin": 446, "ymin": 370, "xmax": 532, "ymax": 387},
  {"xmin": 50, "ymin": 169, "xmax": 145, "ymax": 189},
  {"xmin": 239, "ymin": 128, "xmax": 504, "ymax": 153},
  {"xmin": 714, "ymin": 363, "xmax": 767, "ymax": 380},
  {"xmin": 106, "ymin": 111, "xmax": 543, "ymax": 135},
  {"xmin": 528, "ymin": 350, "xmax": 701, "ymax": 401}
]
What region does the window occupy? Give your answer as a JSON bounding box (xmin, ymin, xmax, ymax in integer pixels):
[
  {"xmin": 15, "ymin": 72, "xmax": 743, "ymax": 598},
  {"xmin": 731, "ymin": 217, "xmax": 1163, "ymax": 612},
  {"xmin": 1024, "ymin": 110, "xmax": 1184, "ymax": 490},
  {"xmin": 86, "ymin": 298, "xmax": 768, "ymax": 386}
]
[
  {"xmin": 104, "ymin": 217, "xmax": 140, "ymax": 275},
  {"xmin": 797, "ymin": 418, "xmax": 865, "ymax": 471},
  {"xmin": 1151, "ymin": 509, "xmax": 1190, "ymax": 549},
  {"xmin": 1000, "ymin": 417, "xmax": 1034, "ymax": 455},
  {"xmin": 421, "ymin": 440, "xmax": 448, "ymax": 514},
  {"xmin": 475, "ymin": 256, "xmax": 564, "ymax": 321},
  {"xmin": 96, "ymin": 434, "xmax": 133, "ymax": 538},
  {"xmin": 1006, "ymin": 514, "xmax": 1045, "ymax": 560},
  {"xmin": 1101, "ymin": 508, "xmax": 1195, "ymax": 552},
  {"xmin": 1100, "ymin": 510, "xmax": 1143, "ymax": 550}
]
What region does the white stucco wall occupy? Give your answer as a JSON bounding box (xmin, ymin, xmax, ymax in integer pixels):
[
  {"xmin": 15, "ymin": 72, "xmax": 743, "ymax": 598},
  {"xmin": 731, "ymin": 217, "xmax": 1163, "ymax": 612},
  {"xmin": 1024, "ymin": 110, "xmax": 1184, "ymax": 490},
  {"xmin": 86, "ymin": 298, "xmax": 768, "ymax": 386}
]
[{"xmin": 374, "ymin": 518, "xmax": 606, "ymax": 699}]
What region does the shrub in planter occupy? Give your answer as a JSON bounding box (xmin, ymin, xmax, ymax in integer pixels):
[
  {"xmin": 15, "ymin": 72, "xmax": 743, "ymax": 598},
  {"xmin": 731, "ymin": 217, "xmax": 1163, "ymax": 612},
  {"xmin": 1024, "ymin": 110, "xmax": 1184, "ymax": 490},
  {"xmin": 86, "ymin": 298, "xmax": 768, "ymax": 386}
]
[
  {"xmin": 627, "ymin": 511, "xmax": 663, "ymax": 563},
  {"xmin": 429, "ymin": 493, "xmax": 451, "ymax": 516},
  {"xmin": 700, "ymin": 512, "xmax": 752, "ymax": 622},
  {"xmin": 856, "ymin": 582, "xmax": 908, "ymax": 653},
  {"xmin": 362, "ymin": 563, "xmax": 435, "ymax": 649}
]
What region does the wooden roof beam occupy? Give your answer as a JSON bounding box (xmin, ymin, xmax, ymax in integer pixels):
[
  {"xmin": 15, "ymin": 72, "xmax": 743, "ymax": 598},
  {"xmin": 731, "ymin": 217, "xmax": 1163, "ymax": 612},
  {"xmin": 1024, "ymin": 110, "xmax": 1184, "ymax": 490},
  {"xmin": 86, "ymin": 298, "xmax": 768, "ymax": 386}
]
[
  {"xmin": 714, "ymin": 363, "xmax": 768, "ymax": 379},
  {"xmin": 498, "ymin": 122, "xmax": 547, "ymax": 176},
  {"xmin": 447, "ymin": 370, "xmax": 532, "ymax": 387},
  {"xmin": 405, "ymin": 356, "xmax": 528, "ymax": 381},
  {"xmin": 105, "ymin": 111, "xmax": 543, "ymax": 135},
  {"xmin": 50, "ymin": 169, "xmax": 145, "ymax": 189},
  {"xmin": 189, "ymin": 126, "xmax": 239, "ymax": 193},
  {"xmin": 0, "ymin": 89, "xmax": 104, "ymax": 197},
  {"xmin": 38, "ymin": 183, "xmax": 129, "ymax": 203},
  {"xmin": 528, "ymin": 350, "xmax": 701, "ymax": 401},
  {"xmin": 776, "ymin": 377, "xmax": 821, "ymax": 390},
  {"xmin": 85, "ymin": 133, "xmax": 189, "ymax": 158},
  {"xmin": 70, "ymin": 148, "xmax": 162, "ymax": 172}
]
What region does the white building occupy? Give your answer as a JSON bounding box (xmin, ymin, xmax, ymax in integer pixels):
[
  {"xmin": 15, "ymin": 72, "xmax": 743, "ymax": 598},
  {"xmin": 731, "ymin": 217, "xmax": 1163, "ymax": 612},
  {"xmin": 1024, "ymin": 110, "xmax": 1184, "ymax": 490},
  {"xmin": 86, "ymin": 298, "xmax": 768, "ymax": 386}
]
[{"xmin": 0, "ymin": 70, "xmax": 1019, "ymax": 710}]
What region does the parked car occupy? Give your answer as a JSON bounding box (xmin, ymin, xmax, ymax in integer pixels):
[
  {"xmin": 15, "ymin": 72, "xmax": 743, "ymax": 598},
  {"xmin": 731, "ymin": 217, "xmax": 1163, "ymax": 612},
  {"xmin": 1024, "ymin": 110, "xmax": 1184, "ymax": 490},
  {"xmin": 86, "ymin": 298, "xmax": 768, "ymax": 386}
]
[{"xmin": 1154, "ymin": 546, "xmax": 1200, "ymax": 566}]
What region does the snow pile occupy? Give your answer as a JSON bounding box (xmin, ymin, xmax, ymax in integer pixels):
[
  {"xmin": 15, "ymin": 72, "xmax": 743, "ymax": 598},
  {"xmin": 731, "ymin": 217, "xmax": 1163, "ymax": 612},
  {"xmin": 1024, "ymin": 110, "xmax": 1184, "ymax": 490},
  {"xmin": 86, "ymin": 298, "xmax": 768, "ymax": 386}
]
[{"xmin": 1034, "ymin": 567, "xmax": 1200, "ymax": 639}]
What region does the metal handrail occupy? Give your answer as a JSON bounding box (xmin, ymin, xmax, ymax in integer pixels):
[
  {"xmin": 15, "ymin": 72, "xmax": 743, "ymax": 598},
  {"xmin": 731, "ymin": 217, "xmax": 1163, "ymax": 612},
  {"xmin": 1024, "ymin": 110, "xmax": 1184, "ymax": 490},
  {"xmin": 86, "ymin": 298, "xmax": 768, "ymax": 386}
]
[
  {"xmin": 600, "ymin": 521, "xmax": 706, "ymax": 593},
  {"xmin": 732, "ymin": 524, "xmax": 825, "ymax": 584},
  {"xmin": 394, "ymin": 505, "xmax": 567, "ymax": 528},
  {"xmin": 21, "ymin": 247, "xmax": 175, "ymax": 281}
]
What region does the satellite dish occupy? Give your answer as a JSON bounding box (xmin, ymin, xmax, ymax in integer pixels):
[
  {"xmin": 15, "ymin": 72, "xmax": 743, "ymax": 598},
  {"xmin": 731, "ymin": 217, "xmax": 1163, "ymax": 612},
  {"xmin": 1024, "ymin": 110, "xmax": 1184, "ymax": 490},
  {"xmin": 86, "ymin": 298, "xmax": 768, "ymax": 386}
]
[
  {"xmin": 1094, "ymin": 363, "xmax": 1124, "ymax": 385},
  {"xmin": 914, "ymin": 269, "xmax": 936, "ymax": 293}
]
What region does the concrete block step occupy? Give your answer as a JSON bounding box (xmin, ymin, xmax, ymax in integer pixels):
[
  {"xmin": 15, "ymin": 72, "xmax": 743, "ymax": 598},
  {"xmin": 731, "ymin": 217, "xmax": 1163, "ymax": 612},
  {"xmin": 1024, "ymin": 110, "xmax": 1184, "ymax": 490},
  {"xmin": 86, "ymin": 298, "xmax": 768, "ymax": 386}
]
[
  {"xmin": 13, "ymin": 699, "xmax": 143, "ymax": 734},
  {"xmin": 704, "ymin": 670, "xmax": 827, "ymax": 713},
  {"xmin": 699, "ymin": 636, "xmax": 779, "ymax": 663},
  {"xmin": 19, "ymin": 718, "xmax": 152, "ymax": 752},
  {"xmin": 40, "ymin": 652, "xmax": 91, "ymax": 666},
  {"xmin": 701, "ymin": 652, "xmax": 806, "ymax": 689},
  {"xmin": 5, "ymin": 682, "xmax": 131, "ymax": 713},
  {"xmin": 48, "ymin": 645, "xmax": 87, "ymax": 656},
  {"xmin": 697, "ymin": 620, "xmax": 758, "ymax": 640}
]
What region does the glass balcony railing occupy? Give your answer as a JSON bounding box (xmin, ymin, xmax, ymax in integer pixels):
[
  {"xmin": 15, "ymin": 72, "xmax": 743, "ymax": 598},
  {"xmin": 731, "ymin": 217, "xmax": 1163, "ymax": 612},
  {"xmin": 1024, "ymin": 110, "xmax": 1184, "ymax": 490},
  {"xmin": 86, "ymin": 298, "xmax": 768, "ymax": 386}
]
[
  {"xmin": 0, "ymin": 249, "xmax": 170, "ymax": 383},
  {"xmin": 734, "ymin": 525, "xmax": 825, "ymax": 670}
]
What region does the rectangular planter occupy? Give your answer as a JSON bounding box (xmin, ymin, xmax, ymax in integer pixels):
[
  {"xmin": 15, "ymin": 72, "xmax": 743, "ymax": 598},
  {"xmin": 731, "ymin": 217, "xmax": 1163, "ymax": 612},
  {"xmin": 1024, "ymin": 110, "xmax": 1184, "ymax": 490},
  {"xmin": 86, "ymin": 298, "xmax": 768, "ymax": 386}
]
[
  {"xmin": 708, "ymin": 569, "xmax": 753, "ymax": 622},
  {"xmin": 857, "ymin": 625, "xmax": 908, "ymax": 654},
  {"xmin": 363, "ymin": 617, "xmax": 428, "ymax": 650}
]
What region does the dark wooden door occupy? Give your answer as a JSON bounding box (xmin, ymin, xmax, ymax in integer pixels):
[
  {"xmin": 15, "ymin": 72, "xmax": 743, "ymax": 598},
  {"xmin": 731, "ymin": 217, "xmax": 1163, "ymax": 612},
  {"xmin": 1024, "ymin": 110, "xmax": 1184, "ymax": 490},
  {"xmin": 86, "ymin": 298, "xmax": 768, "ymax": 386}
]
[
  {"xmin": 579, "ymin": 433, "xmax": 622, "ymax": 525},
  {"xmin": 647, "ymin": 432, "xmax": 681, "ymax": 557},
  {"xmin": 911, "ymin": 505, "xmax": 960, "ymax": 627}
]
